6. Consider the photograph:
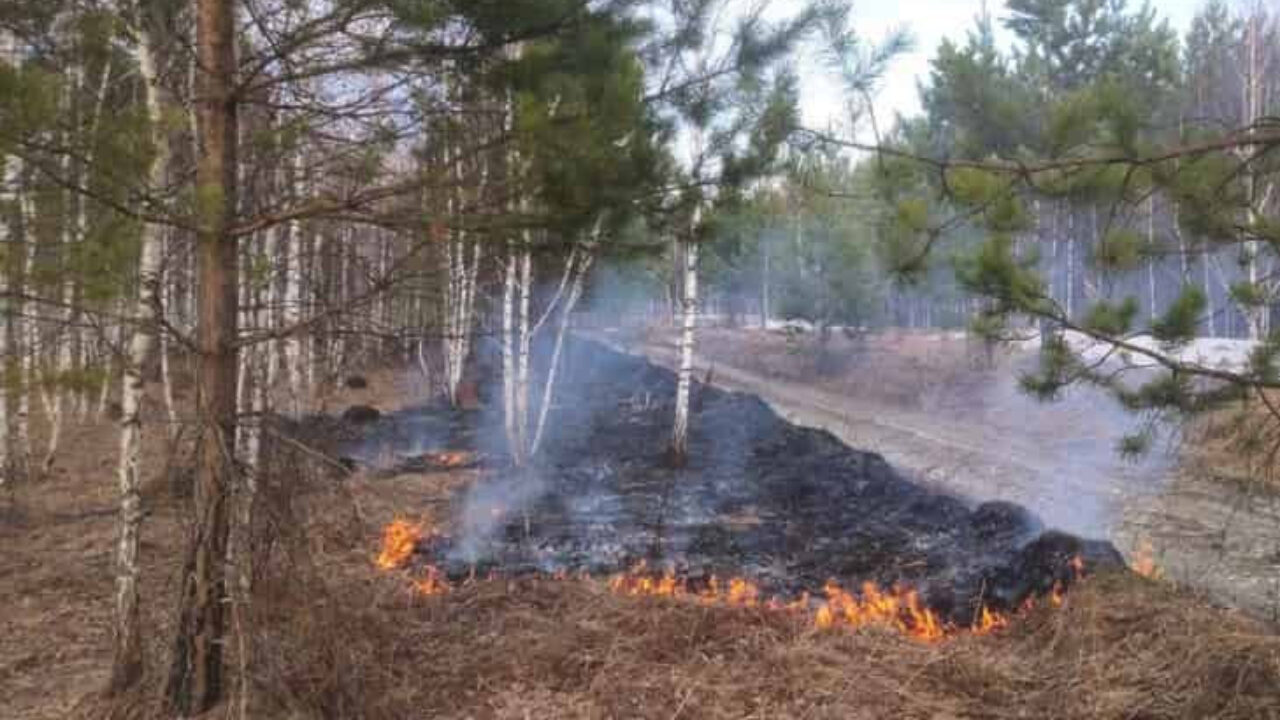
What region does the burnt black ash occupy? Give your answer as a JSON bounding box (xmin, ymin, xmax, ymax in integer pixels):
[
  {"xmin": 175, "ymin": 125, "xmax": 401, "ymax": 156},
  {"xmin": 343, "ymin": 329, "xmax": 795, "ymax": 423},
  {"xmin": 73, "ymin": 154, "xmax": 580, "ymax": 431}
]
[{"xmin": 346, "ymin": 339, "xmax": 1124, "ymax": 625}]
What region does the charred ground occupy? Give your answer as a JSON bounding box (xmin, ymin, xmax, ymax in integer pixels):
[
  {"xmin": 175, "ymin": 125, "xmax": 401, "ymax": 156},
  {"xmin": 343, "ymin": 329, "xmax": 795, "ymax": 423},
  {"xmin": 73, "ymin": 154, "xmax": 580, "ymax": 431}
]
[{"xmin": 349, "ymin": 339, "xmax": 1121, "ymax": 625}]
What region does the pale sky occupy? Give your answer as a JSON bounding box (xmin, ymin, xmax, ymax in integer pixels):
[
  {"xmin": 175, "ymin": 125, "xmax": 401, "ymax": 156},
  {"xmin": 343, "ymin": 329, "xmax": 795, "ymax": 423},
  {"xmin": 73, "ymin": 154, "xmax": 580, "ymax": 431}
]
[{"xmin": 789, "ymin": 0, "xmax": 1205, "ymax": 136}]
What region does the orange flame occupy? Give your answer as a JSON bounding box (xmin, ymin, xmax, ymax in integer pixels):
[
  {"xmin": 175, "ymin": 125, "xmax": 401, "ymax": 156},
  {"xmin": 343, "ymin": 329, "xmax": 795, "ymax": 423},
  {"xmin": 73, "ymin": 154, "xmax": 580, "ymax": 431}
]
[
  {"xmin": 1131, "ymin": 540, "xmax": 1162, "ymax": 579},
  {"xmin": 1050, "ymin": 580, "xmax": 1065, "ymax": 607},
  {"xmin": 605, "ymin": 566, "xmax": 998, "ymax": 643},
  {"xmin": 816, "ymin": 580, "xmax": 946, "ymax": 642},
  {"xmin": 425, "ymin": 451, "xmax": 475, "ymax": 468},
  {"xmin": 376, "ymin": 519, "xmax": 424, "ymax": 570},
  {"xmin": 413, "ymin": 565, "xmax": 451, "ymax": 595},
  {"xmin": 373, "ymin": 526, "xmax": 1086, "ymax": 640},
  {"xmin": 974, "ymin": 605, "xmax": 1009, "ymax": 634}
]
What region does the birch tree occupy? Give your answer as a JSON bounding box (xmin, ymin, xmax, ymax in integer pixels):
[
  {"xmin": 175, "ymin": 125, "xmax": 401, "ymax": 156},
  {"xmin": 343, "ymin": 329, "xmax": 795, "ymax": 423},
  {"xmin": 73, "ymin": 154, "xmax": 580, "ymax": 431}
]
[
  {"xmin": 110, "ymin": 1, "xmax": 172, "ymax": 690},
  {"xmin": 670, "ymin": 203, "xmax": 701, "ymax": 464}
]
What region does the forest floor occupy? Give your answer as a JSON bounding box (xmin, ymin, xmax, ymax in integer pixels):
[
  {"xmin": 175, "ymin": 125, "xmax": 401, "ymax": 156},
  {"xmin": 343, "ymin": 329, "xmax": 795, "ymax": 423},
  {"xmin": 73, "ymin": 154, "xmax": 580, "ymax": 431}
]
[
  {"xmin": 1, "ymin": 353, "xmax": 1278, "ymax": 719},
  {"xmin": 600, "ymin": 326, "xmax": 1280, "ymax": 620}
]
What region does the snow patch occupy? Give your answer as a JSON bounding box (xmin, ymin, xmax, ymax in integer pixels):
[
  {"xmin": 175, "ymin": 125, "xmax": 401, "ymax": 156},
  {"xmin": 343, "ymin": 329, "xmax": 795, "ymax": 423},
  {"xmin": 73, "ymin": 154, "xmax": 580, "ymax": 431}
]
[{"xmin": 1021, "ymin": 331, "xmax": 1259, "ymax": 374}]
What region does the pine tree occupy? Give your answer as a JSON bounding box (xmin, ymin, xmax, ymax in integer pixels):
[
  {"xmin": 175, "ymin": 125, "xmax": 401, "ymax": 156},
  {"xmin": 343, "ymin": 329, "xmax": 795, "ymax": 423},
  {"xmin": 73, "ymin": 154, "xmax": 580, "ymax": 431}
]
[{"xmin": 825, "ymin": 0, "xmax": 1280, "ymax": 447}]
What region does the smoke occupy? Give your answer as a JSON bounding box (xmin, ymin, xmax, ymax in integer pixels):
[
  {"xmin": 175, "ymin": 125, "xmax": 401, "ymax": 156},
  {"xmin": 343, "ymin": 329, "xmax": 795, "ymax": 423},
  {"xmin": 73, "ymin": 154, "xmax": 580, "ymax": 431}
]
[
  {"xmin": 448, "ymin": 471, "xmax": 548, "ymax": 564},
  {"xmin": 966, "ymin": 349, "xmax": 1174, "ymax": 539},
  {"xmin": 341, "ymin": 411, "xmax": 457, "ymax": 466}
]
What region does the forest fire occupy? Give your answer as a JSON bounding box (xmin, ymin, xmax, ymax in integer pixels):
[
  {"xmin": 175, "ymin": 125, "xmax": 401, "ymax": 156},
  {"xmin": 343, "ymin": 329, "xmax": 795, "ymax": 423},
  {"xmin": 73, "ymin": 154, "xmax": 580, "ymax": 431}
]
[
  {"xmin": 360, "ymin": 343, "xmax": 1118, "ymax": 645},
  {"xmin": 373, "ymin": 519, "xmax": 1091, "ymax": 642},
  {"xmin": 413, "ymin": 565, "xmax": 451, "ymax": 595},
  {"xmin": 1130, "ymin": 539, "xmax": 1163, "ymax": 579},
  {"xmin": 375, "ymin": 519, "xmax": 426, "ymax": 570},
  {"xmin": 420, "ymin": 450, "xmax": 477, "ymax": 468},
  {"xmin": 813, "ymin": 580, "xmax": 946, "ymax": 641},
  {"xmin": 606, "ymin": 567, "xmax": 1026, "ymax": 642}
]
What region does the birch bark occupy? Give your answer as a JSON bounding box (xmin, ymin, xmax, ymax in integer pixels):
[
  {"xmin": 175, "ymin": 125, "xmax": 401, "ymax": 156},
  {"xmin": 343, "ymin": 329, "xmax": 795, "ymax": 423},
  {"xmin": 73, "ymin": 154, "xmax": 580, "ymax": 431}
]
[
  {"xmin": 110, "ymin": 10, "xmax": 168, "ymax": 691},
  {"xmin": 670, "ymin": 205, "xmax": 702, "ymax": 464}
]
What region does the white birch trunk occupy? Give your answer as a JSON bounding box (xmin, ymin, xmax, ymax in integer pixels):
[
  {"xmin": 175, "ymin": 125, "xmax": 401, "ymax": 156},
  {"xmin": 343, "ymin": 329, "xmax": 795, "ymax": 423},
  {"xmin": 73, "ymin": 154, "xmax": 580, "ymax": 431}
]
[
  {"xmin": 501, "ymin": 239, "xmax": 518, "ymax": 462},
  {"xmin": 531, "ymin": 221, "xmax": 601, "ymax": 456},
  {"xmin": 0, "ymin": 238, "xmax": 7, "ymax": 483},
  {"xmin": 97, "ymin": 306, "xmax": 123, "ymax": 419},
  {"xmin": 283, "ymin": 152, "xmax": 304, "ymax": 416},
  {"xmin": 761, "ymin": 245, "xmax": 770, "ymax": 329},
  {"xmin": 1203, "ymin": 249, "xmax": 1217, "ymax": 336},
  {"xmin": 306, "ymin": 228, "xmax": 323, "ymax": 396},
  {"xmin": 110, "ymin": 23, "xmax": 168, "ymax": 689},
  {"xmin": 1065, "ymin": 210, "xmax": 1075, "ymax": 319},
  {"xmin": 514, "ymin": 241, "xmax": 533, "ymax": 459},
  {"xmin": 262, "ymin": 226, "xmax": 280, "ymax": 401},
  {"xmin": 16, "ymin": 187, "xmax": 36, "ymax": 476},
  {"xmin": 0, "ymin": 29, "xmax": 17, "ymax": 482},
  {"xmin": 160, "ymin": 229, "xmax": 178, "ymax": 437},
  {"xmin": 671, "ymin": 206, "xmax": 702, "ymax": 463},
  {"xmin": 1239, "ymin": 14, "xmax": 1267, "ymax": 340},
  {"xmin": 442, "ymin": 157, "xmax": 484, "ymax": 407},
  {"xmin": 1148, "ymin": 196, "xmax": 1157, "ymax": 322}
]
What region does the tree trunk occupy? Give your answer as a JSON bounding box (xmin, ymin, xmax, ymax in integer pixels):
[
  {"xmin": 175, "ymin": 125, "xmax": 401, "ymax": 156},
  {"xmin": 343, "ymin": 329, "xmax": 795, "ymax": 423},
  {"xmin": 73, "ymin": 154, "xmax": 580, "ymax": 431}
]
[
  {"xmin": 1148, "ymin": 196, "xmax": 1157, "ymax": 322},
  {"xmin": 16, "ymin": 183, "xmax": 35, "ymax": 479},
  {"xmin": 532, "ymin": 229, "xmax": 598, "ymax": 456},
  {"xmin": 1065, "ymin": 210, "xmax": 1075, "ymax": 320},
  {"xmin": 1242, "ymin": 14, "xmax": 1264, "ymax": 340},
  {"xmin": 442, "ymin": 144, "xmax": 483, "ymax": 406},
  {"xmin": 760, "ymin": 241, "xmax": 770, "ymax": 329},
  {"xmin": 514, "ymin": 241, "xmax": 533, "ymax": 460},
  {"xmin": 108, "ymin": 14, "xmax": 170, "ymax": 692},
  {"xmin": 166, "ymin": 0, "xmax": 239, "ymax": 710},
  {"xmin": 0, "ymin": 28, "xmax": 16, "ymax": 483},
  {"xmin": 501, "ymin": 238, "xmax": 518, "ymax": 461},
  {"xmin": 670, "ymin": 206, "xmax": 701, "ymax": 465},
  {"xmin": 283, "ymin": 151, "xmax": 304, "ymax": 416},
  {"xmin": 1203, "ymin": 249, "xmax": 1216, "ymax": 337}
]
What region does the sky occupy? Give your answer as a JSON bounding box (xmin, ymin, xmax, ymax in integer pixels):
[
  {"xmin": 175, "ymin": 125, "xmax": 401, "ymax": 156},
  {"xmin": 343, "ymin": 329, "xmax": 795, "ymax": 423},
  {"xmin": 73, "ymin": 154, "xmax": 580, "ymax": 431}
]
[{"xmin": 788, "ymin": 0, "xmax": 1205, "ymax": 137}]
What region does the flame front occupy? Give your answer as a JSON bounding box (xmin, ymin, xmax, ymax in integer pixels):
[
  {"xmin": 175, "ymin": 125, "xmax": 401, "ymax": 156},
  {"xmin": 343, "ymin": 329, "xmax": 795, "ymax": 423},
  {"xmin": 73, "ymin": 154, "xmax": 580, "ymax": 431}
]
[
  {"xmin": 975, "ymin": 605, "xmax": 1009, "ymax": 634},
  {"xmin": 413, "ymin": 565, "xmax": 451, "ymax": 595},
  {"xmin": 607, "ymin": 567, "xmax": 979, "ymax": 643},
  {"xmin": 372, "ymin": 522, "xmax": 1089, "ymax": 642},
  {"xmin": 817, "ymin": 580, "xmax": 946, "ymax": 642},
  {"xmin": 376, "ymin": 519, "xmax": 424, "ymax": 570},
  {"xmin": 1131, "ymin": 539, "xmax": 1162, "ymax": 579}
]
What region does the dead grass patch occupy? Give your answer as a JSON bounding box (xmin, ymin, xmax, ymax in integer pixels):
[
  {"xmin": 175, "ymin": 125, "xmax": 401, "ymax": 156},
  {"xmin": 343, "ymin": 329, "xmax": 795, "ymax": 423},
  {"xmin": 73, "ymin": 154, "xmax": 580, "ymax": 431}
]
[
  {"xmin": 237, "ymin": 561, "xmax": 1279, "ymax": 720},
  {"xmin": 1185, "ymin": 392, "xmax": 1280, "ymax": 490},
  {"xmin": 5, "ymin": 371, "xmax": 1279, "ymax": 720}
]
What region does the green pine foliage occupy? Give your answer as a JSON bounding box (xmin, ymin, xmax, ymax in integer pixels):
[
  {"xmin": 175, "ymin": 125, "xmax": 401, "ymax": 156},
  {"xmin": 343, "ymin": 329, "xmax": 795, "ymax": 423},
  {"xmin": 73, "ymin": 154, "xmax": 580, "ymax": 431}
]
[
  {"xmin": 1083, "ymin": 297, "xmax": 1139, "ymax": 336},
  {"xmin": 1117, "ymin": 371, "xmax": 1194, "ymax": 413},
  {"xmin": 1092, "ymin": 229, "xmax": 1151, "ymax": 272},
  {"xmin": 1019, "ymin": 332, "xmax": 1078, "ymax": 401},
  {"xmin": 1117, "ymin": 431, "xmax": 1153, "ymax": 459},
  {"xmin": 1151, "ymin": 286, "xmax": 1206, "ymax": 346},
  {"xmin": 954, "ymin": 233, "xmax": 1046, "ymax": 314}
]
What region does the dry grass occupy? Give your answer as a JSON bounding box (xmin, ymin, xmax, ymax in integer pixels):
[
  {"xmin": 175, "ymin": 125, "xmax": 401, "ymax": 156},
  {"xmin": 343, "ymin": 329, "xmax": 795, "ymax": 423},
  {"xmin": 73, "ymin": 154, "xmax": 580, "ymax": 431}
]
[
  {"xmin": 241, "ymin": 559, "xmax": 1280, "ymax": 720},
  {"xmin": 239, "ymin": 452, "xmax": 1280, "ymax": 720},
  {"xmin": 1184, "ymin": 392, "xmax": 1280, "ymax": 490},
  {"xmin": 4, "ymin": 371, "xmax": 1279, "ymax": 720}
]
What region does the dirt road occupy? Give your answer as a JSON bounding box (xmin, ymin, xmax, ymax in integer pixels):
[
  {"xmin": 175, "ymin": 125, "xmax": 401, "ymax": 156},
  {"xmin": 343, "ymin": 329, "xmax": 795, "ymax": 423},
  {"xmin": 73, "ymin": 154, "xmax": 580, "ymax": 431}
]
[{"xmin": 587, "ymin": 328, "xmax": 1280, "ymax": 619}]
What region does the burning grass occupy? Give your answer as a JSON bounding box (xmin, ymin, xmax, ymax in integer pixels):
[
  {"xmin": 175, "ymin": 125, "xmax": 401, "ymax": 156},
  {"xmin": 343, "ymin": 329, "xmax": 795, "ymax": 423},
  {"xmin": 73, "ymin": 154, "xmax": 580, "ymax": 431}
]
[
  {"xmin": 373, "ymin": 520, "xmax": 1138, "ymax": 650},
  {"xmin": 288, "ymin": 562, "xmax": 1279, "ymax": 720}
]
